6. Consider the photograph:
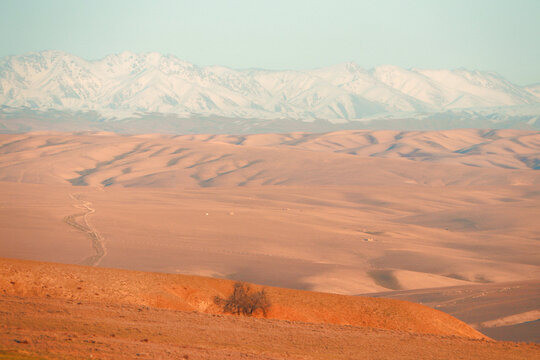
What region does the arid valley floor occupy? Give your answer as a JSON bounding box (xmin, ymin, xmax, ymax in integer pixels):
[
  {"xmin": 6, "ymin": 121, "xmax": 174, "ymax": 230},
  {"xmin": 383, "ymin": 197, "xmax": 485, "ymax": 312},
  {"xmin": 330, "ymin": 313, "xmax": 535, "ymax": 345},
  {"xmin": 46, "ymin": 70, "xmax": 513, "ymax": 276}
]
[{"xmin": 0, "ymin": 129, "xmax": 539, "ymax": 359}]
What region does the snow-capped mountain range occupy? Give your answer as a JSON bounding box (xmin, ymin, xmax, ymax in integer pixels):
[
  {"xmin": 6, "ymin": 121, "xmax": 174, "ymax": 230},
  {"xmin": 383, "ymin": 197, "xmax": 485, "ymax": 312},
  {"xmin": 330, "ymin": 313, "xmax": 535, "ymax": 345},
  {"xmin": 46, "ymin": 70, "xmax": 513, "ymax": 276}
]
[
  {"xmin": 0, "ymin": 50, "xmax": 539, "ymax": 134},
  {"xmin": 1, "ymin": 50, "xmax": 539, "ymax": 121}
]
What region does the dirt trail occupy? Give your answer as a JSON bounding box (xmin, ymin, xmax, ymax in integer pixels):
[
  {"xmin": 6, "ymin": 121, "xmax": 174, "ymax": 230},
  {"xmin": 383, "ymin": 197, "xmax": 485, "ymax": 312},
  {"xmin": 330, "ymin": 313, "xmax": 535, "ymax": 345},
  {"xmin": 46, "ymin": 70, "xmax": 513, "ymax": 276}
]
[{"xmin": 64, "ymin": 193, "xmax": 106, "ymax": 266}]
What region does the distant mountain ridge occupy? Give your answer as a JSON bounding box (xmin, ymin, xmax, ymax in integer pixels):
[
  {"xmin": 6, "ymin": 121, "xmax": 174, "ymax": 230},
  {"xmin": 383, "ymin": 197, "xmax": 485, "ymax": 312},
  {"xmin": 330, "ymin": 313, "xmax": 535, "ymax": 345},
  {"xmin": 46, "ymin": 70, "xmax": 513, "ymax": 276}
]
[{"xmin": 1, "ymin": 50, "xmax": 539, "ymax": 132}]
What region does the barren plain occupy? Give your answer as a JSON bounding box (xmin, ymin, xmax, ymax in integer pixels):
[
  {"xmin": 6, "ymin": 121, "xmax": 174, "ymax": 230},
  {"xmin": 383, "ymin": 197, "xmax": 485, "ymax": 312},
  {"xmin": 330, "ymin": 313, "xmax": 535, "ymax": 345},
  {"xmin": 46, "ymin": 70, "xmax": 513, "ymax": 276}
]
[{"xmin": 0, "ymin": 128, "xmax": 539, "ymax": 357}]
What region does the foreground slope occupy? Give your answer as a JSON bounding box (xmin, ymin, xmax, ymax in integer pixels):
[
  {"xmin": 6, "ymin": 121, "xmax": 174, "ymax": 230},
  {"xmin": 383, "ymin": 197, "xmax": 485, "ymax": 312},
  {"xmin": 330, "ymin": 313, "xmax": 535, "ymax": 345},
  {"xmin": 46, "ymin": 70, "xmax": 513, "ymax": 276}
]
[
  {"xmin": 0, "ymin": 258, "xmax": 484, "ymax": 338},
  {"xmin": 4, "ymin": 295, "xmax": 539, "ymax": 360},
  {"xmin": 3, "ymin": 258, "xmax": 540, "ymax": 360}
]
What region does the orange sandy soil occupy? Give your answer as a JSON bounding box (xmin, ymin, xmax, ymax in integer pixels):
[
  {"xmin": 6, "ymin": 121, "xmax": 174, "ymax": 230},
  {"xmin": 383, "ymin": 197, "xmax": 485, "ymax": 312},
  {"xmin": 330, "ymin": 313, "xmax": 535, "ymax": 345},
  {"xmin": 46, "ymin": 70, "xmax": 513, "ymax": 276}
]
[
  {"xmin": 1, "ymin": 258, "xmax": 539, "ymax": 360},
  {"xmin": 0, "ymin": 258, "xmax": 483, "ymax": 338}
]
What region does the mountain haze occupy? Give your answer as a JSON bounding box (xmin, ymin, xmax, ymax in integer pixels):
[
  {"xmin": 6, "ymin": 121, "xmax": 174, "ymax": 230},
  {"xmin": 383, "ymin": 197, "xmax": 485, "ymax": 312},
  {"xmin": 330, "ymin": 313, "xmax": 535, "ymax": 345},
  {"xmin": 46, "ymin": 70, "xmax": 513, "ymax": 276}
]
[{"xmin": 1, "ymin": 51, "xmax": 539, "ymax": 133}]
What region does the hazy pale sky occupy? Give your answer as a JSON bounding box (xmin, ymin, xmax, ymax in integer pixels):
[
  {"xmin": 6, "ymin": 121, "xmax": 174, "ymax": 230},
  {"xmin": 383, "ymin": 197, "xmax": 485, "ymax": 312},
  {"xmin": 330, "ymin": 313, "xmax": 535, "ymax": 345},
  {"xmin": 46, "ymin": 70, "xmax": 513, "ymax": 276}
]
[{"xmin": 1, "ymin": 0, "xmax": 539, "ymax": 85}]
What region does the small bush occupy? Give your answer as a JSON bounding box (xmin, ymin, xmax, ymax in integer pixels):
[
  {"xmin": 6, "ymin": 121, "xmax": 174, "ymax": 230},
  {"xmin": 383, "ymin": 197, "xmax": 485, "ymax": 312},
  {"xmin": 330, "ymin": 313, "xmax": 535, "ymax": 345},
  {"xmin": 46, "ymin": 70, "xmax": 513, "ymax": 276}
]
[{"xmin": 214, "ymin": 281, "xmax": 270, "ymax": 316}]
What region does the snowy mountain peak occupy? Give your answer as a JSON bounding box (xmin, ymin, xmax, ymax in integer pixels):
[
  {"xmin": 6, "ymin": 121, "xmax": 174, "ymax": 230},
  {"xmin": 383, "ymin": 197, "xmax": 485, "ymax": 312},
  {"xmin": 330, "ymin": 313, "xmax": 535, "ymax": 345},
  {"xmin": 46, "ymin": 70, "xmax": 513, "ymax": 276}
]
[{"xmin": 0, "ymin": 50, "xmax": 538, "ymax": 121}]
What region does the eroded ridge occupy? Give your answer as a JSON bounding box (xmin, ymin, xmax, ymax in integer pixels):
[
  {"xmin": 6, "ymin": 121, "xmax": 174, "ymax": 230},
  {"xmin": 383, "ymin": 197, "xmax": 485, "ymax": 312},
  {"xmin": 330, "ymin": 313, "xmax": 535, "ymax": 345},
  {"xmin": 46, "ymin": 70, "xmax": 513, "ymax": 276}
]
[{"xmin": 64, "ymin": 193, "xmax": 106, "ymax": 266}]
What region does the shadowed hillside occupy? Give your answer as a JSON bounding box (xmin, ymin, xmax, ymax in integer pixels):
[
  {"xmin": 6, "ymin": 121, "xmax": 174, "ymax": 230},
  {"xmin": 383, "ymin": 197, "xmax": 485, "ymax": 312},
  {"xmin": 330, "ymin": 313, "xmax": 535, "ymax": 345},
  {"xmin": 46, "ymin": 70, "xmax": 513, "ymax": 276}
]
[{"xmin": 0, "ymin": 130, "xmax": 538, "ymax": 189}]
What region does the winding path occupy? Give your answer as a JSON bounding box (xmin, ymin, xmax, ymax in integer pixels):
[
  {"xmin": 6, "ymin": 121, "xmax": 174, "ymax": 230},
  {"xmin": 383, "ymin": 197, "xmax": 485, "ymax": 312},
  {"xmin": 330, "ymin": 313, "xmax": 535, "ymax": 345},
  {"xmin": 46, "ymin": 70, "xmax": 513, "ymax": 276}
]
[{"xmin": 64, "ymin": 193, "xmax": 106, "ymax": 266}]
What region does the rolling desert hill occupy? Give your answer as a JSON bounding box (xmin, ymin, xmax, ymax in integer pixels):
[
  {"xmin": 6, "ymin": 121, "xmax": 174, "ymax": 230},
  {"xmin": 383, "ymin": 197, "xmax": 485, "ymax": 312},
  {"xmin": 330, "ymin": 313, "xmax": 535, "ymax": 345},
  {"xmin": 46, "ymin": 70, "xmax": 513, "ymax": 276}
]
[
  {"xmin": 0, "ymin": 129, "xmax": 539, "ymax": 293},
  {"xmin": 0, "ymin": 258, "xmax": 485, "ymax": 337},
  {"xmin": 0, "ymin": 129, "xmax": 538, "ymax": 188},
  {"xmin": 2, "ymin": 258, "xmax": 540, "ymax": 360},
  {"xmin": 0, "ymin": 128, "xmax": 539, "ymax": 346}
]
